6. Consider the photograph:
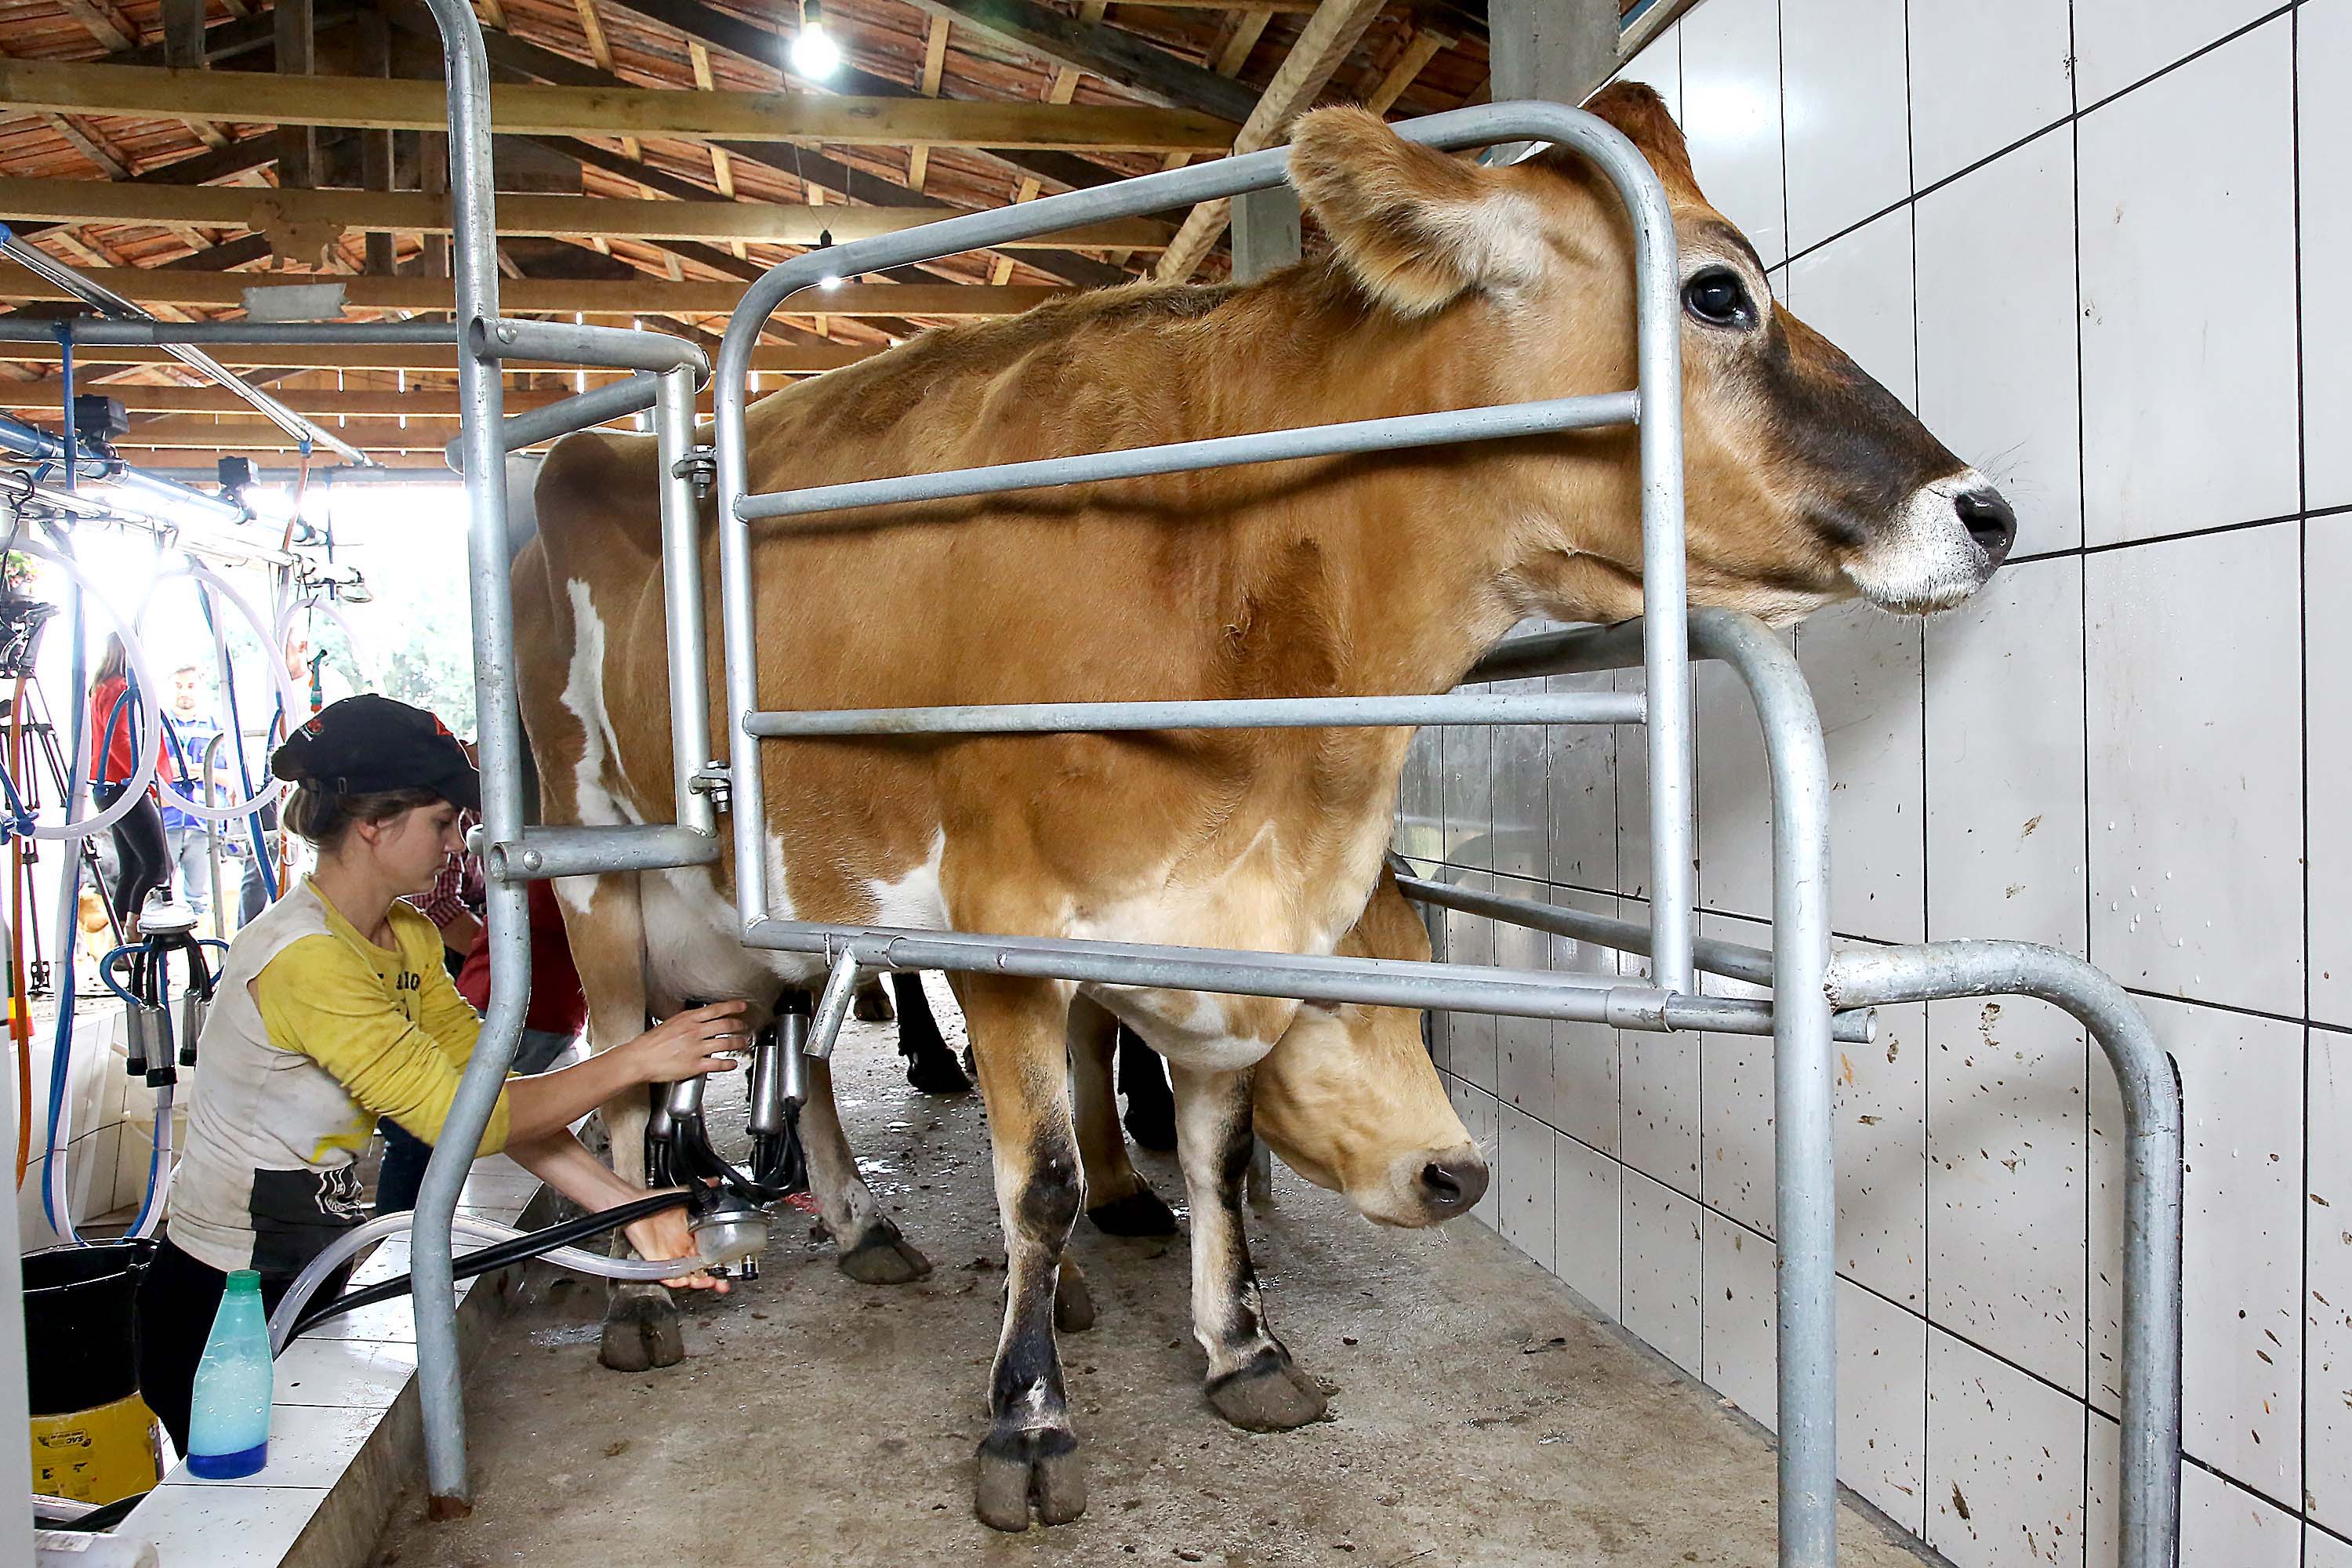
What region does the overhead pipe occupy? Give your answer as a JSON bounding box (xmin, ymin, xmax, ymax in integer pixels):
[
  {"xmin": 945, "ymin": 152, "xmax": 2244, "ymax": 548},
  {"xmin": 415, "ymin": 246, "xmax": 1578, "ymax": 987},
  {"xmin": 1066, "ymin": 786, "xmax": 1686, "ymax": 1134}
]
[
  {"xmin": 0, "ymin": 410, "xmax": 245, "ymax": 528},
  {"xmin": 0, "ymin": 225, "xmax": 374, "ymax": 466}
]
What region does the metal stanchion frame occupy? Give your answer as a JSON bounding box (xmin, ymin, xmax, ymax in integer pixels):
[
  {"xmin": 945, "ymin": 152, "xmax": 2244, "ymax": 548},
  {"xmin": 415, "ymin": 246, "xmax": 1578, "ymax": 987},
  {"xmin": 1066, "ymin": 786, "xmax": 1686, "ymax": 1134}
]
[{"xmin": 41, "ymin": 27, "xmax": 2183, "ymax": 1563}]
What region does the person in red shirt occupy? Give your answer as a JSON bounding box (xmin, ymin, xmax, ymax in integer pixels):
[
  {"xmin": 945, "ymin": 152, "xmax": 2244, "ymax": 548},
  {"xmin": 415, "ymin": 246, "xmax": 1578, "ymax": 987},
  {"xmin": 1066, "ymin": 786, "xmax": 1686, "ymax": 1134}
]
[
  {"xmin": 86, "ymin": 635, "xmax": 170, "ymax": 932},
  {"xmin": 373, "ymin": 877, "xmax": 588, "ymax": 1214}
]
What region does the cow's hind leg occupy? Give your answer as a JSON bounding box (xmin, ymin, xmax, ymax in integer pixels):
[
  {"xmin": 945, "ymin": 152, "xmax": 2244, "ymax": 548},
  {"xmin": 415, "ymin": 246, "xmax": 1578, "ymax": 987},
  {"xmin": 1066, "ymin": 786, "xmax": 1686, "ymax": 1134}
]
[
  {"xmin": 1171, "ymin": 1063, "xmax": 1328, "ymax": 1432},
  {"xmin": 963, "ymin": 975, "xmax": 1087, "ymax": 1531},
  {"xmin": 1069, "ymin": 999, "xmax": 1174, "ymax": 1236},
  {"xmin": 1118, "ymin": 1025, "xmax": 1178, "ymax": 1152},
  {"xmin": 851, "ymin": 977, "xmax": 894, "ymax": 1022},
  {"xmin": 891, "ymin": 971, "xmax": 970, "ymax": 1094},
  {"xmin": 555, "ymin": 873, "xmax": 688, "ymax": 1374},
  {"xmin": 799, "ymin": 1054, "xmax": 933, "ymax": 1283}
]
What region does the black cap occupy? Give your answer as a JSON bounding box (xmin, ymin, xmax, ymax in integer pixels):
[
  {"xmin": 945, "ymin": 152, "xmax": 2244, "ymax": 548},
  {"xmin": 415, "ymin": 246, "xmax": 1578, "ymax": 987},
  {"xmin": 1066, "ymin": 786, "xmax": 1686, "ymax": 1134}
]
[{"xmin": 270, "ymin": 695, "xmax": 479, "ymax": 814}]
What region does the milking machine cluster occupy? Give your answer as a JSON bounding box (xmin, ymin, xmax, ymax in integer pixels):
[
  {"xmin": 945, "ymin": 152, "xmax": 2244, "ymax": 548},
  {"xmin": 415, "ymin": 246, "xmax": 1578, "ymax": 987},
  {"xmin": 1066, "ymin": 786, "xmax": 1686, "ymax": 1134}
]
[
  {"xmin": 99, "ymin": 889, "xmax": 223, "ymax": 1092},
  {"xmin": 644, "ymin": 994, "xmax": 815, "ymax": 1282}
]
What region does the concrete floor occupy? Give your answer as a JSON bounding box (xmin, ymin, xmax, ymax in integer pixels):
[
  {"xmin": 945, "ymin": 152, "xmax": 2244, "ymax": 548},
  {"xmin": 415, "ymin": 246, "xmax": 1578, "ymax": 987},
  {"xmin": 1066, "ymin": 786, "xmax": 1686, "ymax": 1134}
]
[{"xmin": 369, "ymin": 1004, "xmax": 1935, "ymax": 1568}]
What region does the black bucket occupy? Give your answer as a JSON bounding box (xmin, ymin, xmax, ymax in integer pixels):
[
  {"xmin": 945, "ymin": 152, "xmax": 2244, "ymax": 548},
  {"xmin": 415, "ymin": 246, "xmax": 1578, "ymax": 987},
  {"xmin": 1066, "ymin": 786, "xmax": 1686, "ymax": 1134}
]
[{"xmin": 22, "ymin": 1238, "xmax": 157, "ymax": 1417}]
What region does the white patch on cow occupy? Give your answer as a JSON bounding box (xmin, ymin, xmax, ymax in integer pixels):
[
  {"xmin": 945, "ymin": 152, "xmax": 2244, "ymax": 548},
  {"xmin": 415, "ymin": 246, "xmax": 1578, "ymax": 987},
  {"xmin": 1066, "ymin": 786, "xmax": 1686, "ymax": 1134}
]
[
  {"xmin": 1066, "ymin": 823, "xmax": 1318, "ymax": 1072},
  {"xmin": 557, "ymin": 579, "xmax": 638, "ymax": 837},
  {"xmin": 1845, "ymin": 468, "xmax": 2003, "ymax": 615},
  {"xmin": 864, "ymin": 831, "xmax": 949, "ymax": 931},
  {"xmin": 552, "ymin": 873, "xmax": 600, "ymax": 919}
]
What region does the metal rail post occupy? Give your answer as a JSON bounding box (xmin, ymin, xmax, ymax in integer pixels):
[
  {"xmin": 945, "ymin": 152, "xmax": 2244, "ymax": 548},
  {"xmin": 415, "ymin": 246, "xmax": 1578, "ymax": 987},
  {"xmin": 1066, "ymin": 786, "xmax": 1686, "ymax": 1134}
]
[
  {"xmin": 1689, "ymin": 612, "xmax": 1837, "ymax": 1566},
  {"xmin": 408, "ymin": 0, "xmax": 522, "ymax": 1515}
]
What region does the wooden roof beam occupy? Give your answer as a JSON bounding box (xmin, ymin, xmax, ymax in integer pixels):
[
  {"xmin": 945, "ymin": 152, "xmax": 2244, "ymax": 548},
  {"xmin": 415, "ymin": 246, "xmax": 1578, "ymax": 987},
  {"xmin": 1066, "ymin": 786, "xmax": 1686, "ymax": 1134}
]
[
  {"xmin": 0, "ymin": 341, "xmax": 880, "ymax": 373},
  {"xmin": 0, "ymin": 60, "xmax": 1236, "ymax": 150},
  {"xmin": 595, "ymin": 0, "xmax": 1136, "ymax": 198},
  {"xmin": 372, "ymin": 2, "xmax": 1133, "ymax": 290},
  {"xmin": 1156, "ymin": 0, "xmax": 1385, "ymax": 282},
  {"xmin": 895, "ymin": 0, "xmax": 1260, "ymax": 121},
  {"xmin": 0, "ymin": 178, "xmax": 1176, "ymax": 249}
]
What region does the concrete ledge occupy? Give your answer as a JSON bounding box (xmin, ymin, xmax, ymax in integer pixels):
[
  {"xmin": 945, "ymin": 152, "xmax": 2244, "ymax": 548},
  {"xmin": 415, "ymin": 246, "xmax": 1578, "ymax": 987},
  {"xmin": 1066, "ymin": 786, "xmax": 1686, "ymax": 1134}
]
[{"xmin": 120, "ymin": 1159, "xmax": 554, "ymax": 1568}]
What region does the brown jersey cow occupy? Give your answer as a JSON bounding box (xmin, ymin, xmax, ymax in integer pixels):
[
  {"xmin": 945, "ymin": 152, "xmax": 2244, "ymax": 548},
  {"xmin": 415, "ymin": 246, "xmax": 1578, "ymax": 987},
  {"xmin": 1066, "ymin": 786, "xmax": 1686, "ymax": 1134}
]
[{"xmin": 514, "ymin": 85, "xmax": 2012, "ymax": 1530}]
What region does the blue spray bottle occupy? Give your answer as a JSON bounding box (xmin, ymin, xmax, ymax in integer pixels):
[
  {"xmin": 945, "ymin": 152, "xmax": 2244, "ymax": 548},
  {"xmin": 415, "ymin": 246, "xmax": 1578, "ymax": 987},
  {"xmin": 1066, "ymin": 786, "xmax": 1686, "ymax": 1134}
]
[{"xmin": 185, "ymin": 1269, "xmax": 272, "ymax": 1478}]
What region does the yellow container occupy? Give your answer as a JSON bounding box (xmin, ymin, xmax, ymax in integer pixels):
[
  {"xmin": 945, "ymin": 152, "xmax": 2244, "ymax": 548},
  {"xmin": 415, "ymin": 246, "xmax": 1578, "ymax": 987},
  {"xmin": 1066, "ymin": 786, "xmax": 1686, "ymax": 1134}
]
[{"xmin": 30, "ymin": 1390, "xmax": 162, "ymax": 1505}]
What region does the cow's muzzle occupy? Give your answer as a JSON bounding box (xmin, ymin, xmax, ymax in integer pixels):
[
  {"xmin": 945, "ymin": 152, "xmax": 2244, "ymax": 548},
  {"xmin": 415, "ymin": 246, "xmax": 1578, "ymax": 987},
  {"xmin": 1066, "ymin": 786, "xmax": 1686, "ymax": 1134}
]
[
  {"xmin": 1411, "ymin": 1144, "xmax": 1490, "ymax": 1222},
  {"xmin": 1846, "ymin": 468, "xmax": 2015, "ymax": 615}
]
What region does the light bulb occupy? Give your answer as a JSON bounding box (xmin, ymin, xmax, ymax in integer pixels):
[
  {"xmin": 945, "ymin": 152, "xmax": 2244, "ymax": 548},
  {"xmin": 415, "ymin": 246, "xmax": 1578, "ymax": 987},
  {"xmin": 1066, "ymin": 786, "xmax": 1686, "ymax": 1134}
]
[
  {"xmin": 790, "ymin": 8, "xmax": 840, "ymax": 78},
  {"xmin": 818, "ymin": 274, "xmax": 842, "ymax": 290}
]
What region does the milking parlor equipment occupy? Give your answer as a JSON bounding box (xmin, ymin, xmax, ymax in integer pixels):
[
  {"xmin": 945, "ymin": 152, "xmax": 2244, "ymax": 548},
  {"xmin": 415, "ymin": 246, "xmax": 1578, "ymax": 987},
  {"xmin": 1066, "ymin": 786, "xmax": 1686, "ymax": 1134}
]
[{"xmin": 82, "ymin": 7, "xmax": 2184, "ymax": 1558}]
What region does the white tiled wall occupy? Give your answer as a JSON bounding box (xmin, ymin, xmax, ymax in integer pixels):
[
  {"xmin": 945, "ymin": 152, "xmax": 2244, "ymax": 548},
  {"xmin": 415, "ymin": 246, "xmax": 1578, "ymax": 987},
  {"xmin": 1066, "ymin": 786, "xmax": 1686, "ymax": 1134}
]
[{"xmin": 1402, "ymin": 2, "xmax": 2340, "ymax": 1560}]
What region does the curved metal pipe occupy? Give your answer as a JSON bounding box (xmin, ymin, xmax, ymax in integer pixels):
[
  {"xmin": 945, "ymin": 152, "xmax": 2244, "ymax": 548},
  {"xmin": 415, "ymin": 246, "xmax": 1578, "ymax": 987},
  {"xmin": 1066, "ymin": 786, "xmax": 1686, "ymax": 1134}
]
[{"xmin": 1827, "ymin": 941, "xmax": 2183, "ymax": 1568}]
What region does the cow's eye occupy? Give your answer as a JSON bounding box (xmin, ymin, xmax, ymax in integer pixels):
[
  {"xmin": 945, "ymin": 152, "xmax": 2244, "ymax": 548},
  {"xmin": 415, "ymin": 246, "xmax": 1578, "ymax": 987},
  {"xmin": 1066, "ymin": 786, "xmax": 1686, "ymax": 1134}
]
[{"xmin": 1682, "ymin": 267, "xmax": 1756, "ymax": 329}]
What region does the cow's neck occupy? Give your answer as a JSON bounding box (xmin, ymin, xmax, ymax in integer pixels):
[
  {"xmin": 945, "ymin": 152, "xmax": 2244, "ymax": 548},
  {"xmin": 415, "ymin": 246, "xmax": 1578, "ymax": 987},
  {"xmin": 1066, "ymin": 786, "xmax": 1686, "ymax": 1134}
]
[{"xmin": 1201, "ymin": 280, "xmax": 1560, "ymax": 707}]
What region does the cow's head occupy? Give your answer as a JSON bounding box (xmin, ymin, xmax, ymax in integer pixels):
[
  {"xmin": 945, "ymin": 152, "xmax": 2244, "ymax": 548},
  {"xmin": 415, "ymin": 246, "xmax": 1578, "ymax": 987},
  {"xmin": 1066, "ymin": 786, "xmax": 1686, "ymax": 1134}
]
[
  {"xmin": 1251, "ymin": 873, "xmax": 1487, "ymax": 1227},
  {"xmin": 1287, "ymin": 86, "xmax": 2013, "ymax": 622}
]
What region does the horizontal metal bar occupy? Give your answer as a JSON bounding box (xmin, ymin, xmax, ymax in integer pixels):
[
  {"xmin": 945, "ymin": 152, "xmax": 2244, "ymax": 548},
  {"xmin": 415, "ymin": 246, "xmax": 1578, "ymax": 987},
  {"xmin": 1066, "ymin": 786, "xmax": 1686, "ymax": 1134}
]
[
  {"xmin": 0, "ymin": 319, "xmax": 461, "ymax": 347},
  {"xmin": 1394, "ymin": 870, "xmax": 1777, "ymax": 988},
  {"xmin": 482, "ymin": 823, "xmax": 719, "ymax": 880},
  {"xmin": 745, "ymin": 688, "xmax": 1646, "ymax": 739},
  {"xmin": 470, "ymin": 316, "xmax": 710, "ymax": 376},
  {"xmin": 735, "ymin": 390, "xmax": 1641, "ymax": 523},
  {"xmin": 740, "ymin": 916, "xmax": 1865, "ymax": 1040},
  {"xmin": 1391, "ymin": 869, "xmax": 1871, "ymax": 1044},
  {"xmin": 444, "ymin": 371, "xmax": 659, "ymax": 467}
]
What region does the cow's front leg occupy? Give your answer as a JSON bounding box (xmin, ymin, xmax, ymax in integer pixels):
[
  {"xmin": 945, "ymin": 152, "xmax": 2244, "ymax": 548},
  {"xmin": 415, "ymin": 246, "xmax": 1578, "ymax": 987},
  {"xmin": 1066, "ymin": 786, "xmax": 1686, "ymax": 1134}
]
[
  {"xmin": 962, "ymin": 975, "xmax": 1088, "ymax": 1530},
  {"xmin": 595, "ymin": 1083, "xmax": 687, "ymax": 1371},
  {"xmin": 1171, "ymin": 1062, "xmax": 1328, "ymax": 1432},
  {"xmin": 798, "ymin": 1054, "xmax": 932, "ymax": 1283}
]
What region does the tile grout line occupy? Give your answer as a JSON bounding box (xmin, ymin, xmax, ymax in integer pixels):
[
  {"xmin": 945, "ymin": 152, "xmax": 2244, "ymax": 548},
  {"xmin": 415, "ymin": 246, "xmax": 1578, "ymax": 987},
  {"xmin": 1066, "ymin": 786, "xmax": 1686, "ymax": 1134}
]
[
  {"xmin": 2292, "ymin": 2, "xmax": 2314, "ymax": 1558},
  {"xmin": 2066, "ymin": 0, "xmax": 2096, "ymax": 1548}
]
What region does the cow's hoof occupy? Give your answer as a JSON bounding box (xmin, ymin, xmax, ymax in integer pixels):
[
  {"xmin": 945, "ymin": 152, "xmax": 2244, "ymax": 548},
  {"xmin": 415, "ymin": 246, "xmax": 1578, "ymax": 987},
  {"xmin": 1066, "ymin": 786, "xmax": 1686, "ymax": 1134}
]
[
  {"xmin": 1055, "ymin": 1262, "xmax": 1096, "ymax": 1334},
  {"xmin": 597, "ymin": 1289, "xmax": 684, "ymax": 1373},
  {"xmin": 1121, "ymin": 1098, "xmax": 1178, "ymax": 1154},
  {"xmin": 974, "ymin": 1429, "xmax": 1086, "ymax": 1531},
  {"xmin": 1206, "ymin": 1352, "xmax": 1330, "ymax": 1432},
  {"xmin": 904, "ymin": 1047, "xmax": 971, "ymax": 1096},
  {"xmin": 837, "ymin": 1223, "xmax": 933, "ymax": 1284},
  {"xmin": 852, "ymin": 985, "xmax": 895, "ymax": 1023},
  {"xmin": 1085, "ymin": 1185, "xmax": 1178, "ymax": 1237}
]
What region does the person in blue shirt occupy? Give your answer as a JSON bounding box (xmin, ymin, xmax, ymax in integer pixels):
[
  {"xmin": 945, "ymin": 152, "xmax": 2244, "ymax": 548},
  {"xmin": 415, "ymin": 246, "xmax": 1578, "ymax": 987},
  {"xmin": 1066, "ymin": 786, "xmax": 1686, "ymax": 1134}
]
[{"xmin": 158, "ymin": 664, "xmax": 232, "ymax": 919}]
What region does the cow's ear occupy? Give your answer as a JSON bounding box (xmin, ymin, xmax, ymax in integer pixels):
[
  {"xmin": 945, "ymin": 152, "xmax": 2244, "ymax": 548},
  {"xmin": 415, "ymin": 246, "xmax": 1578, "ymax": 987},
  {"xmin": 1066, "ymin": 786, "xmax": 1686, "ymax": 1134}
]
[
  {"xmin": 1579, "ymin": 82, "xmax": 1702, "ymax": 199},
  {"xmin": 1287, "ymin": 107, "xmax": 1548, "ymax": 318}
]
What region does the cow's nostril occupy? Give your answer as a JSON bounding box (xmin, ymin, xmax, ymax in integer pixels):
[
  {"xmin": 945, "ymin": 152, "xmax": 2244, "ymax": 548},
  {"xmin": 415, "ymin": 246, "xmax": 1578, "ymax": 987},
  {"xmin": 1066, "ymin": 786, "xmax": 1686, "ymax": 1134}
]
[
  {"xmin": 1954, "ymin": 488, "xmax": 2017, "ymax": 566},
  {"xmin": 1418, "ymin": 1156, "xmax": 1490, "ymax": 1214}
]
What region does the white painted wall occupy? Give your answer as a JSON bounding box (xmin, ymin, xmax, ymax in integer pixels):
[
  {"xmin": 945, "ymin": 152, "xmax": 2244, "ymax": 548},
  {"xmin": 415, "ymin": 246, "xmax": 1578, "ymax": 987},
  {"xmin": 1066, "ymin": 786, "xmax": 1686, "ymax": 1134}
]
[{"xmin": 1399, "ymin": 2, "xmax": 2342, "ymax": 1561}]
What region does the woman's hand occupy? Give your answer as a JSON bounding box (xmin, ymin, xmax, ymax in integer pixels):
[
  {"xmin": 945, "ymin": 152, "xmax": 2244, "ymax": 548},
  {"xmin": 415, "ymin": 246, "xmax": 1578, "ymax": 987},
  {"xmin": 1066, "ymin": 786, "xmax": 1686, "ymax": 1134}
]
[
  {"xmin": 622, "ymin": 1203, "xmax": 730, "ymax": 1294},
  {"xmin": 625, "ymin": 1000, "xmax": 752, "ymax": 1084}
]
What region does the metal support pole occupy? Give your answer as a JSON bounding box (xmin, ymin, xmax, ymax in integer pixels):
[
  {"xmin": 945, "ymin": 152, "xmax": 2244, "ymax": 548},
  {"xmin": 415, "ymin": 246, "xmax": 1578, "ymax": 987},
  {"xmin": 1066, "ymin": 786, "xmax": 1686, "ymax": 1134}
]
[
  {"xmin": 410, "ymin": 0, "xmax": 517, "ymax": 1515},
  {"xmin": 1686, "ymin": 612, "xmax": 1837, "ymax": 1566},
  {"xmin": 653, "ymin": 365, "xmax": 718, "ymax": 837},
  {"xmin": 1827, "ymin": 942, "xmax": 2183, "ymax": 1568}
]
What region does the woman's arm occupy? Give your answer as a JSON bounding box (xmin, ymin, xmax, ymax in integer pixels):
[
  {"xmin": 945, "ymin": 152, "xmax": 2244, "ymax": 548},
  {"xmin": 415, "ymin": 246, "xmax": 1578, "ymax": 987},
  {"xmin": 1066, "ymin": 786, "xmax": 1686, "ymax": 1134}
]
[
  {"xmin": 499, "ymin": 1002, "xmax": 749, "ymax": 1144},
  {"xmin": 501, "ymin": 1130, "xmax": 728, "ymax": 1293}
]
